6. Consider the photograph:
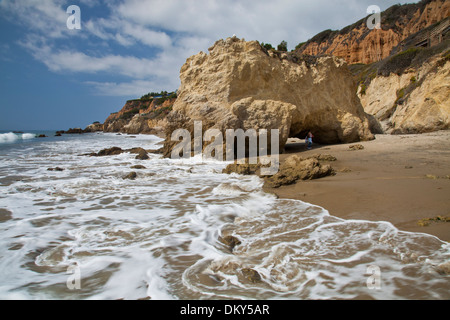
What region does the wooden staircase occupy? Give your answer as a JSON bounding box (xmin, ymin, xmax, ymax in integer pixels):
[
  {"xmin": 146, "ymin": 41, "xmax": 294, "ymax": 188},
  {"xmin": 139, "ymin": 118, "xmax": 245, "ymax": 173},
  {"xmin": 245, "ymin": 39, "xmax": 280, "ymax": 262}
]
[{"xmin": 415, "ymin": 18, "xmax": 450, "ymax": 48}]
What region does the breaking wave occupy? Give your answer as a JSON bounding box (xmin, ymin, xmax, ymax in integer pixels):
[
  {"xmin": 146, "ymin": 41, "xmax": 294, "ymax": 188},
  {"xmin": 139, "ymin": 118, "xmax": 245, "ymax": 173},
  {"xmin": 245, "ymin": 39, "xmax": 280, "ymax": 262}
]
[{"xmin": 0, "ymin": 132, "xmax": 36, "ymax": 144}]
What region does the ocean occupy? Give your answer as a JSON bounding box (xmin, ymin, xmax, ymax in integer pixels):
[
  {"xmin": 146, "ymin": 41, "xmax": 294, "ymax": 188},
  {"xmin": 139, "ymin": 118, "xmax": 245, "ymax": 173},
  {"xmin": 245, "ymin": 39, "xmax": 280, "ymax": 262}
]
[{"xmin": 0, "ymin": 131, "xmax": 449, "ymax": 300}]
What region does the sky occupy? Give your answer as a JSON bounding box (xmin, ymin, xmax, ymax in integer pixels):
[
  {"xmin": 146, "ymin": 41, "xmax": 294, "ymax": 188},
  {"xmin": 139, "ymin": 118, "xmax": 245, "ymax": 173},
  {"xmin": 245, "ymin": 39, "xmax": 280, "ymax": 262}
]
[{"xmin": 0, "ymin": 0, "xmax": 420, "ymax": 131}]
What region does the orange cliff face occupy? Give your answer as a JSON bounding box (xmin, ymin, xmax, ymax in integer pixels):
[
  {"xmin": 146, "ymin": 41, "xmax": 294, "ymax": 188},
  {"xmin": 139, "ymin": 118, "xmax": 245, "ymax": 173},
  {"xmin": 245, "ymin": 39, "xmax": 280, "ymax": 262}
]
[{"xmin": 297, "ymin": 0, "xmax": 450, "ymax": 65}]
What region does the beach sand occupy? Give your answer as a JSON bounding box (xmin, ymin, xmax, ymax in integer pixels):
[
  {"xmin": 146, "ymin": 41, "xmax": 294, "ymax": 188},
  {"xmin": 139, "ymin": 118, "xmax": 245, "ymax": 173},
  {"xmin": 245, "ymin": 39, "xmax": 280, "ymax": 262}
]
[{"xmin": 263, "ymin": 131, "xmax": 450, "ymax": 242}]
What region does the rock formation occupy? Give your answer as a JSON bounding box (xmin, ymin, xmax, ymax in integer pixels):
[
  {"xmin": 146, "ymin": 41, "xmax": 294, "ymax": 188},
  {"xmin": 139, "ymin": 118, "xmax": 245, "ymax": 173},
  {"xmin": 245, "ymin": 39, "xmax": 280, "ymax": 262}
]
[
  {"xmin": 84, "ymin": 122, "xmax": 104, "ymax": 132},
  {"xmin": 162, "ymin": 37, "xmax": 374, "ymax": 158},
  {"xmin": 85, "ymin": 146, "xmax": 150, "ymax": 159},
  {"xmin": 219, "ymin": 235, "xmax": 242, "ymax": 252},
  {"xmin": 77, "ymin": 0, "xmax": 448, "ymax": 142},
  {"xmin": 123, "ymin": 172, "xmax": 137, "ymax": 180},
  {"xmin": 223, "ymin": 154, "xmax": 336, "ymax": 188},
  {"xmin": 296, "ymin": 0, "xmax": 449, "ymax": 65},
  {"xmin": 357, "ymin": 46, "xmax": 450, "ymax": 134},
  {"xmin": 102, "ymin": 96, "xmax": 176, "ymax": 135}
]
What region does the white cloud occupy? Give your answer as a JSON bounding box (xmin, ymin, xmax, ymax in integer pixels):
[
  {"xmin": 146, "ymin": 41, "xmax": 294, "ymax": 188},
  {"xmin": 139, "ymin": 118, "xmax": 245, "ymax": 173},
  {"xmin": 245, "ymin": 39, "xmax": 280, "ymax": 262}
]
[
  {"xmin": 84, "ymin": 18, "xmax": 112, "ymax": 41},
  {"xmin": 78, "ymin": 0, "xmax": 103, "ymax": 8},
  {"xmin": 20, "ymin": 33, "xmax": 184, "ymax": 93},
  {"xmin": 83, "ymin": 15, "xmax": 173, "ymax": 49},
  {"xmin": 115, "ymin": 0, "xmax": 421, "ymax": 49},
  {"xmin": 121, "ymin": 22, "xmax": 173, "ymax": 48},
  {"xmin": 0, "ymin": 0, "xmax": 70, "ymax": 38},
  {"xmin": 114, "ymin": 0, "xmax": 343, "ymax": 47},
  {"xmin": 22, "ymin": 39, "xmax": 165, "ymax": 79},
  {"xmin": 114, "ymin": 32, "xmax": 135, "ymax": 47},
  {"xmin": 4, "ymin": 0, "xmax": 422, "ymax": 97}
]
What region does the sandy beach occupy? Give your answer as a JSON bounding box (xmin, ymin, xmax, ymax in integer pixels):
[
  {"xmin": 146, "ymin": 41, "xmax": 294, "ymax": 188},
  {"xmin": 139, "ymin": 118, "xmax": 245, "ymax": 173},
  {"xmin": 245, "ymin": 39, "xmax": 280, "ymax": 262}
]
[{"xmin": 263, "ymin": 130, "xmax": 450, "ymax": 242}]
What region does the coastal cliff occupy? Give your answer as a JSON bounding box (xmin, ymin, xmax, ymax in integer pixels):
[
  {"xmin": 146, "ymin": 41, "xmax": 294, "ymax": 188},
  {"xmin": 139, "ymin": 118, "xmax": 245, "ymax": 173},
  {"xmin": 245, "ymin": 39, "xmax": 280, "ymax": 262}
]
[
  {"xmin": 356, "ymin": 47, "xmax": 449, "ymax": 134},
  {"xmin": 296, "ymin": 0, "xmax": 449, "ymax": 64},
  {"xmin": 102, "ymin": 95, "xmax": 176, "ymax": 135},
  {"xmin": 161, "ymin": 37, "xmax": 374, "ymax": 158},
  {"xmin": 84, "ymin": 0, "xmax": 449, "ymax": 139},
  {"xmin": 292, "ymin": 0, "xmax": 450, "ymax": 135}
]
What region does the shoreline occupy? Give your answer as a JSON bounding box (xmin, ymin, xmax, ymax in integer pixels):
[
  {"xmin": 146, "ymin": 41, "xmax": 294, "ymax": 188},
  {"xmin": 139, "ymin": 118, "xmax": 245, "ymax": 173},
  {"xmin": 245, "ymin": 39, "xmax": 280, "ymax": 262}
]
[
  {"xmin": 89, "ymin": 130, "xmax": 450, "ymax": 242},
  {"xmin": 262, "ymin": 131, "xmax": 450, "ymax": 242}
]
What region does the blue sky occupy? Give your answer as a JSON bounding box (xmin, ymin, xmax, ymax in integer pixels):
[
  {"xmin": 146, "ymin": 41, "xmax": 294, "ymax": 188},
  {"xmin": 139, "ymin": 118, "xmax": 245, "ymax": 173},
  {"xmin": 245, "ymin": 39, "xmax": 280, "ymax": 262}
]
[{"xmin": 0, "ymin": 0, "xmax": 419, "ymax": 131}]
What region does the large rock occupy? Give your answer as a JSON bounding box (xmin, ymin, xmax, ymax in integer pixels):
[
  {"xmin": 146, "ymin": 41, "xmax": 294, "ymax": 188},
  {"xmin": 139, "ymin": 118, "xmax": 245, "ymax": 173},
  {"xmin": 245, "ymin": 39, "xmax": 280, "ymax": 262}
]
[
  {"xmin": 86, "ymin": 147, "xmax": 150, "ymax": 159},
  {"xmin": 264, "ymin": 155, "xmax": 335, "ymax": 188},
  {"xmin": 359, "ymin": 55, "xmax": 450, "ymax": 134},
  {"xmin": 162, "ymin": 37, "xmax": 374, "ymax": 157},
  {"xmin": 84, "ymin": 122, "xmax": 104, "ymax": 132},
  {"xmin": 222, "ymin": 154, "xmax": 336, "ymax": 187},
  {"xmin": 390, "ymin": 59, "xmax": 450, "ymax": 134}
]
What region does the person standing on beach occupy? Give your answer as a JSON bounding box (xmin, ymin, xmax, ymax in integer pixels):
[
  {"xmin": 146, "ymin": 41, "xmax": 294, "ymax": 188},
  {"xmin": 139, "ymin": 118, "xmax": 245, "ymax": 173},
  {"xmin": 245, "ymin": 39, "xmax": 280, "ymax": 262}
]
[{"xmin": 306, "ymin": 131, "xmax": 314, "ymax": 150}]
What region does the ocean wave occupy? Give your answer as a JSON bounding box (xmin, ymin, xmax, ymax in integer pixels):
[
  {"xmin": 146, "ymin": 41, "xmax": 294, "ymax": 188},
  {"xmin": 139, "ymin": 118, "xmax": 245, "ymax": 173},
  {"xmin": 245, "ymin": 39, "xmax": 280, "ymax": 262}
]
[
  {"xmin": 0, "ymin": 132, "xmax": 36, "ymax": 143},
  {"xmin": 22, "ymin": 133, "xmax": 36, "ymax": 140}
]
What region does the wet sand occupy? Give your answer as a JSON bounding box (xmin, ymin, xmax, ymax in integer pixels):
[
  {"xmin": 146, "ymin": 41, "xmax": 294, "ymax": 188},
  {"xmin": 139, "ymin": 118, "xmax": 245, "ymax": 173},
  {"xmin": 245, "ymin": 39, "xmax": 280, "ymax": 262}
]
[{"xmin": 263, "ymin": 131, "xmax": 450, "ymax": 242}]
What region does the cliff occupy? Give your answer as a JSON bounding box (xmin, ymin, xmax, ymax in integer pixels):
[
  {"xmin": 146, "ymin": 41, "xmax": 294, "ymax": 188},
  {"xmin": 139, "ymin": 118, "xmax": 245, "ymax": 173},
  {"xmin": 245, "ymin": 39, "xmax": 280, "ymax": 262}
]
[
  {"xmin": 161, "ymin": 37, "xmax": 374, "ymax": 158},
  {"xmin": 292, "ymin": 0, "xmax": 450, "ymax": 135},
  {"xmin": 356, "ymin": 44, "xmax": 450, "ymax": 134},
  {"xmin": 87, "ymin": 0, "xmax": 449, "ymax": 139},
  {"xmin": 102, "ymin": 96, "xmax": 176, "ymax": 135},
  {"xmin": 296, "ymin": 0, "xmax": 449, "ymax": 65}
]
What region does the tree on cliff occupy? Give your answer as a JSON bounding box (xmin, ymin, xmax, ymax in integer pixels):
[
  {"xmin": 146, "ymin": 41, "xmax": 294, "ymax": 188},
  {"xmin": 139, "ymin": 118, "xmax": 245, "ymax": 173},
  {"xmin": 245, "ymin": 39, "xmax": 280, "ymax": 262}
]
[
  {"xmin": 277, "ymin": 40, "xmax": 288, "ymax": 52},
  {"xmin": 261, "ymin": 42, "xmax": 274, "ymax": 51}
]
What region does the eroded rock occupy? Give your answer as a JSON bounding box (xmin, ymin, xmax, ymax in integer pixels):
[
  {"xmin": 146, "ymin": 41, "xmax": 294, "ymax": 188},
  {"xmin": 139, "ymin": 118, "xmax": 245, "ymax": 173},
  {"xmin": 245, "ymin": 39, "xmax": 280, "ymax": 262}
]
[
  {"xmin": 131, "ymin": 165, "xmax": 146, "ymax": 170},
  {"xmin": 135, "ymin": 150, "xmax": 149, "ymax": 160},
  {"xmin": 97, "ymin": 147, "xmax": 124, "ymax": 156},
  {"xmin": 162, "ymin": 37, "xmax": 374, "ymax": 158},
  {"xmin": 222, "ymin": 163, "xmax": 260, "ymax": 175},
  {"xmin": 87, "ymin": 147, "xmax": 150, "ymax": 159},
  {"xmin": 219, "ymin": 235, "xmax": 242, "ymax": 252},
  {"xmin": 264, "ymin": 155, "xmax": 335, "ymax": 188},
  {"xmin": 123, "ymin": 172, "xmax": 137, "ymax": 180},
  {"xmin": 0, "ymin": 209, "xmax": 13, "ymax": 223},
  {"xmin": 241, "ymin": 268, "xmax": 262, "ymax": 283}
]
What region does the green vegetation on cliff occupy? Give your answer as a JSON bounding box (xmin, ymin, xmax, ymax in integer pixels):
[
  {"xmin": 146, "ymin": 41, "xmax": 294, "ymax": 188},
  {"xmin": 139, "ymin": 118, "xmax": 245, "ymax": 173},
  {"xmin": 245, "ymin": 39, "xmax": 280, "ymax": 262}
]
[{"xmin": 140, "ymin": 90, "xmax": 177, "ymax": 101}]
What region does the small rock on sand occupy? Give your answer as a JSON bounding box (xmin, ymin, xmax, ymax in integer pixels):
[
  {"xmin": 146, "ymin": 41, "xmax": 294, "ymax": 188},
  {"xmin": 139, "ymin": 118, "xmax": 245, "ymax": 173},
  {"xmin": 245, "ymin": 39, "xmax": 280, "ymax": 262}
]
[{"xmin": 349, "ymin": 144, "xmax": 364, "ymax": 151}]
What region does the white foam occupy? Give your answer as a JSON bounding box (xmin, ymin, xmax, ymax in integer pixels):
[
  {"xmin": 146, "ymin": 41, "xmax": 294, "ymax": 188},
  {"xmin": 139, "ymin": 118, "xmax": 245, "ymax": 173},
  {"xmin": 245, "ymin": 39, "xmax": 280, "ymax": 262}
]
[
  {"xmin": 0, "ymin": 132, "xmax": 20, "ymax": 143},
  {"xmin": 0, "ymin": 132, "xmax": 37, "ymax": 144},
  {"xmin": 0, "ymin": 132, "xmax": 449, "ymax": 300},
  {"xmin": 21, "ymin": 133, "xmax": 36, "ymax": 140}
]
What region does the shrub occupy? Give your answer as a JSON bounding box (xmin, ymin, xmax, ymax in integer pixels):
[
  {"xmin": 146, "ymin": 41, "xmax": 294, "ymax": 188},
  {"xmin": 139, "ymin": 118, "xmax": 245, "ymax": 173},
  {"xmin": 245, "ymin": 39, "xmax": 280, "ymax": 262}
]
[
  {"xmin": 147, "ymin": 105, "xmax": 173, "ymax": 120},
  {"xmin": 378, "ymin": 47, "xmax": 421, "ymax": 76},
  {"xmin": 360, "ymin": 83, "xmax": 367, "ymax": 96},
  {"xmin": 396, "ymin": 88, "xmax": 405, "ymax": 104},
  {"xmin": 261, "ymin": 43, "xmax": 273, "ymax": 51},
  {"xmin": 277, "ymin": 40, "xmax": 288, "ymax": 52},
  {"xmin": 140, "ymin": 90, "xmax": 176, "ymax": 101},
  {"xmin": 309, "ymin": 29, "xmax": 337, "ymax": 44},
  {"xmin": 119, "ymin": 107, "xmax": 140, "ymax": 120},
  {"xmin": 295, "ymin": 42, "xmax": 306, "ymax": 50}
]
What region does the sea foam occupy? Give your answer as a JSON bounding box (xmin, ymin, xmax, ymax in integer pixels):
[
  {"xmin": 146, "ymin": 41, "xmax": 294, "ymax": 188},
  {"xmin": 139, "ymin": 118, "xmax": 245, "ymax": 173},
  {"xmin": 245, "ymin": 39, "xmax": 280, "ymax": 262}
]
[
  {"xmin": 0, "ymin": 132, "xmax": 448, "ymax": 300},
  {"xmin": 0, "ymin": 132, "xmax": 36, "ymax": 143}
]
